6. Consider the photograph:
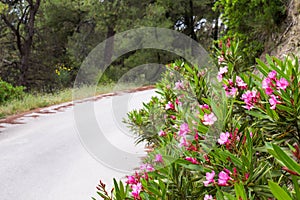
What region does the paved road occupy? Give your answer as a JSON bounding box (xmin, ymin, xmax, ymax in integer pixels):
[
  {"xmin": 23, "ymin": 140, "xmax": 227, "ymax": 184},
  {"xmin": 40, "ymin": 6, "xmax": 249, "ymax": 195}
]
[{"xmin": 0, "ymin": 89, "xmax": 155, "ymax": 200}]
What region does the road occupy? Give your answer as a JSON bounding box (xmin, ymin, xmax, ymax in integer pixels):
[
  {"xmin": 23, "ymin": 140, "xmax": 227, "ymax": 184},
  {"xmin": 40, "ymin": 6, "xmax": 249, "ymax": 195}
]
[{"xmin": 0, "ymin": 89, "xmax": 155, "ymax": 200}]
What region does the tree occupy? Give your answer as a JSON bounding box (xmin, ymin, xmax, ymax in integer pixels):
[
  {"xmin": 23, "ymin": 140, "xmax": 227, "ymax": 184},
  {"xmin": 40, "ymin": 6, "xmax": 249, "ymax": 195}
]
[
  {"xmin": 0, "ymin": 0, "xmax": 41, "ymax": 88},
  {"xmin": 214, "ymin": 0, "xmax": 288, "ymax": 65}
]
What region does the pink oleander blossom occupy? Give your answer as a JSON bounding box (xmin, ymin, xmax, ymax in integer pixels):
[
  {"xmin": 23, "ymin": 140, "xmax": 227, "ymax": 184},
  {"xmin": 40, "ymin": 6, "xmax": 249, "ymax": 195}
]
[
  {"xmin": 265, "ymin": 87, "xmax": 274, "ymax": 95},
  {"xmin": 185, "ymin": 157, "xmax": 199, "ymax": 164},
  {"xmin": 269, "ymin": 94, "xmax": 281, "ymax": 110},
  {"xmin": 170, "ymin": 115, "xmax": 176, "ymax": 120},
  {"xmin": 131, "ymin": 182, "xmax": 142, "ymax": 198},
  {"xmin": 203, "ymin": 170, "xmax": 215, "ymax": 187},
  {"xmin": 276, "ymin": 78, "xmax": 289, "ymax": 90},
  {"xmin": 262, "ymin": 77, "xmax": 275, "ymax": 95},
  {"xmin": 179, "ymin": 136, "xmax": 189, "ymax": 147},
  {"xmin": 262, "ymin": 77, "xmax": 272, "ymax": 89},
  {"xmin": 165, "ymin": 101, "xmax": 175, "ymax": 110},
  {"xmin": 174, "ymin": 80, "xmax": 184, "ymax": 90},
  {"xmin": 217, "ymin": 73, "xmax": 223, "ymax": 82},
  {"xmin": 154, "ymin": 154, "xmax": 163, "ymax": 163},
  {"xmin": 241, "ymin": 90, "xmax": 260, "ymax": 110},
  {"xmin": 203, "ymin": 113, "xmax": 217, "ymax": 126},
  {"xmin": 218, "ymin": 132, "xmax": 230, "ymax": 145},
  {"xmin": 219, "ymin": 66, "xmax": 228, "ymax": 74},
  {"xmin": 199, "ymin": 104, "xmax": 210, "ymax": 110},
  {"xmin": 204, "ymin": 194, "xmax": 213, "ymax": 200},
  {"xmin": 158, "ymin": 130, "xmax": 166, "ymax": 137},
  {"xmin": 223, "ymin": 80, "xmax": 238, "ymax": 97},
  {"xmin": 245, "ymin": 173, "xmax": 250, "ymax": 180},
  {"xmin": 218, "ymin": 56, "xmax": 225, "ymax": 65},
  {"xmin": 140, "ymin": 163, "xmax": 154, "ymax": 172},
  {"xmin": 268, "ymin": 70, "xmax": 277, "ymax": 80},
  {"xmin": 236, "ymin": 76, "xmax": 247, "ymax": 89},
  {"xmin": 175, "ymin": 98, "xmax": 182, "ymax": 106},
  {"xmin": 126, "ymin": 175, "xmax": 137, "ymax": 185},
  {"xmin": 217, "ymin": 66, "xmax": 228, "ymax": 82},
  {"xmin": 178, "ymin": 123, "xmax": 190, "ymax": 136},
  {"xmin": 218, "ymin": 171, "xmax": 231, "ymax": 186},
  {"xmin": 229, "ymin": 87, "xmax": 238, "ymax": 96}
]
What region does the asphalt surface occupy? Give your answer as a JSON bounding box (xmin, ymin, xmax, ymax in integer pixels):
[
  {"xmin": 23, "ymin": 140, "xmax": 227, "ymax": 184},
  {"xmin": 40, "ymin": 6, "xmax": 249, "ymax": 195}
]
[{"xmin": 0, "ymin": 89, "xmax": 155, "ymax": 200}]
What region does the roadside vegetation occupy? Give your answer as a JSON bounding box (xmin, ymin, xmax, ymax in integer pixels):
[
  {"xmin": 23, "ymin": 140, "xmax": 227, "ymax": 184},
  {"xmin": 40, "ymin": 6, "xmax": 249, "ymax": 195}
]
[
  {"xmin": 95, "ymin": 39, "xmax": 300, "ymax": 200},
  {"xmin": 0, "ymin": 83, "xmax": 143, "ymax": 119},
  {"xmin": 0, "ymin": 84, "xmax": 114, "ymax": 118},
  {"xmin": 1, "ymin": 0, "xmax": 299, "ymax": 199}
]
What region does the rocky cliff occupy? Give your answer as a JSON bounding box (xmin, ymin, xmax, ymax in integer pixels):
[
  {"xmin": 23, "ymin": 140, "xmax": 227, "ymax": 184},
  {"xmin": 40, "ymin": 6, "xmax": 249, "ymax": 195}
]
[{"xmin": 269, "ymin": 0, "xmax": 300, "ymax": 59}]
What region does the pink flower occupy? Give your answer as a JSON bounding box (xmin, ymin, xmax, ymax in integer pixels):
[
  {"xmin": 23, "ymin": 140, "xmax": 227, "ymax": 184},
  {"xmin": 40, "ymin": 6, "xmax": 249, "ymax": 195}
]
[
  {"xmin": 185, "ymin": 157, "xmax": 199, "ymax": 164},
  {"xmin": 241, "ymin": 90, "xmax": 260, "ymax": 110},
  {"xmin": 262, "ymin": 78, "xmax": 271, "ymax": 89},
  {"xmin": 218, "ymin": 56, "xmax": 225, "ymax": 65},
  {"xmin": 165, "ymin": 101, "xmax": 175, "ymax": 110},
  {"xmin": 199, "ymin": 104, "xmax": 210, "ymax": 110},
  {"xmin": 204, "ymin": 194, "xmax": 213, "ymax": 200},
  {"xmin": 223, "ymin": 80, "xmax": 238, "ymax": 97},
  {"xmin": 179, "ymin": 136, "xmax": 189, "ymax": 147},
  {"xmin": 140, "ymin": 163, "xmax": 154, "ymax": 172},
  {"xmin": 178, "ymin": 123, "xmax": 190, "ymax": 136},
  {"xmin": 228, "ymin": 87, "xmax": 238, "ymax": 96},
  {"xmin": 217, "ymin": 73, "xmax": 223, "ymax": 82},
  {"xmin": 265, "ymin": 87, "xmax": 274, "ymax": 95},
  {"xmin": 269, "ymin": 94, "xmax": 281, "ymax": 110},
  {"xmin": 217, "ymin": 66, "xmax": 228, "ymax": 82},
  {"xmin": 175, "ymin": 98, "xmax": 182, "ymax": 106},
  {"xmin": 203, "ymin": 113, "xmax": 217, "ymax": 126},
  {"xmin": 236, "ymin": 76, "xmax": 247, "ymax": 89},
  {"xmin": 170, "ymin": 115, "xmax": 176, "ymax": 120},
  {"xmin": 220, "ymin": 66, "xmax": 228, "ymax": 74},
  {"xmin": 245, "ymin": 173, "xmax": 250, "ymax": 180},
  {"xmin": 174, "ymin": 80, "xmax": 184, "ymax": 90},
  {"xmin": 126, "ymin": 175, "xmax": 137, "ymax": 185},
  {"xmin": 218, "ymin": 132, "xmax": 230, "ymax": 145},
  {"xmin": 131, "ymin": 182, "xmax": 142, "ymax": 198},
  {"xmin": 203, "ymin": 170, "xmax": 215, "ymax": 187},
  {"xmin": 158, "ymin": 130, "xmax": 166, "ymax": 136},
  {"xmin": 218, "ymin": 171, "xmax": 231, "ymax": 186},
  {"xmin": 154, "ymin": 154, "xmax": 163, "ymax": 163},
  {"xmin": 268, "ymin": 70, "xmax": 277, "ymax": 80},
  {"xmin": 276, "ymin": 78, "xmax": 289, "ymax": 90}
]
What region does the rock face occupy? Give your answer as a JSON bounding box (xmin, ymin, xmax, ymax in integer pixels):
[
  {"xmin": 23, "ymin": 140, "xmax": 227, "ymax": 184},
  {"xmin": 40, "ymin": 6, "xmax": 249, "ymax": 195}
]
[{"xmin": 270, "ymin": 0, "xmax": 300, "ymax": 59}]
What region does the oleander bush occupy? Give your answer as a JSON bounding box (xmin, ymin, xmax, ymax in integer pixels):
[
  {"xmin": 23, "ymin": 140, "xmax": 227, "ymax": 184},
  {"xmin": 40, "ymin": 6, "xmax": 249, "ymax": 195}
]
[{"xmin": 94, "ymin": 40, "xmax": 300, "ymax": 200}]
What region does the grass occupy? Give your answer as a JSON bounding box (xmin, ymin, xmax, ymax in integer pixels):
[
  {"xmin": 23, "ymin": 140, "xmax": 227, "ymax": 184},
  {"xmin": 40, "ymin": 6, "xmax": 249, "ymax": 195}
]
[{"xmin": 0, "ymin": 83, "xmax": 142, "ymax": 119}]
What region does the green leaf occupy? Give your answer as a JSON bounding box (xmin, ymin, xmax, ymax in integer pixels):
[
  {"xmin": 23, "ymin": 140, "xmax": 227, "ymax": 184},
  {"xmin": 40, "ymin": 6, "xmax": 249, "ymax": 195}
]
[
  {"xmin": 234, "ymin": 183, "xmax": 247, "ymax": 200},
  {"xmin": 223, "ymin": 192, "xmax": 236, "ymax": 200},
  {"xmin": 268, "ymin": 181, "xmax": 292, "ymax": 200},
  {"xmin": 292, "ymin": 175, "xmax": 300, "ymax": 200},
  {"xmin": 270, "ymin": 144, "xmax": 300, "ymax": 174},
  {"xmin": 276, "ymin": 104, "xmax": 294, "ymax": 113},
  {"xmin": 219, "ymin": 150, "xmax": 243, "ymax": 167},
  {"xmin": 255, "ymin": 58, "xmax": 269, "ymax": 76},
  {"xmin": 245, "ymin": 110, "xmax": 272, "ymax": 120}
]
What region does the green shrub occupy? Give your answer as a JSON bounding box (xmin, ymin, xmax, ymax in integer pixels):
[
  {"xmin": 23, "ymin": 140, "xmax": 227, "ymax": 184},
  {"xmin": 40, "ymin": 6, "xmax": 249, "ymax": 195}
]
[
  {"xmin": 94, "ymin": 40, "xmax": 300, "ymax": 199},
  {"xmin": 0, "ymin": 80, "xmax": 24, "ymax": 104}
]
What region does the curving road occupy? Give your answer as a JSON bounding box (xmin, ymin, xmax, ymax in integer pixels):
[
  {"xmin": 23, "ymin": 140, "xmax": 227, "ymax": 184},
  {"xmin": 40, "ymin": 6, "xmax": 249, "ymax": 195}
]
[{"xmin": 0, "ymin": 89, "xmax": 155, "ymax": 200}]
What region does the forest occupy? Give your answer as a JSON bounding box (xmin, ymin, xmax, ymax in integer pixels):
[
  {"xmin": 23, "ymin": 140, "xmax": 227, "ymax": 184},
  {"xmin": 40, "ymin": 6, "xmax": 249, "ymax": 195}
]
[{"xmin": 0, "ymin": 0, "xmax": 289, "ymax": 93}]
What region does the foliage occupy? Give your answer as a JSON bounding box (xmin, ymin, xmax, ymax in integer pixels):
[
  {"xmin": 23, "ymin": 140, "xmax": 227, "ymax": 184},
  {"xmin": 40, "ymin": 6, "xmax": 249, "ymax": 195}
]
[
  {"xmin": 0, "ymin": 80, "xmax": 24, "ymax": 105},
  {"xmin": 214, "ymin": 0, "xmax": 288, "ymax": 65},
  {"xmin": 0, "ymin": 0, "xmax": 220, "ymax": 91},
  {"xmin": 94, "ymin": 40, "xmax": 300, "ymax": 199}
]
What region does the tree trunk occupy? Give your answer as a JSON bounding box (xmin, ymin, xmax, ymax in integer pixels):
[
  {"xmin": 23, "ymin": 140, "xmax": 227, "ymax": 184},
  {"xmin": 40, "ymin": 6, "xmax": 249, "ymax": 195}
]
[
  {"xmin": 213, "ymin": 12, "xmax": 220, "ymax": 48},
  {"xmin": 103, "ymin": 25, "xmax": 115, "ymax": 65},
  {"xmin": 19, "ymin": 0, "xmax": 41, "ymax": 88}
]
